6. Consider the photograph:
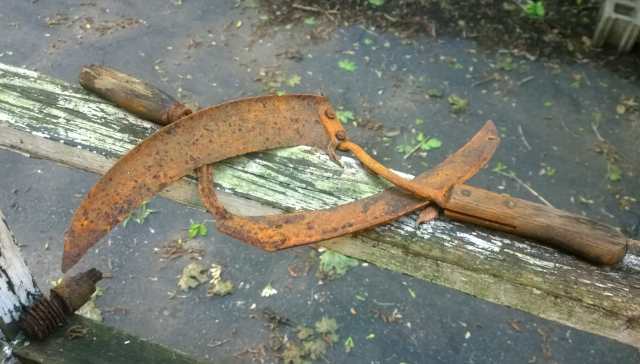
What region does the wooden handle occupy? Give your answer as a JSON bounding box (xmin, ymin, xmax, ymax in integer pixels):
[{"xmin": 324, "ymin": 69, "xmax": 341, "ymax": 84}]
[
  {"xmin": 443, "ymin": 184, "xmax": 627, "ymax": 265},
  {"xmin": 79, "ymin": 64, "xmax": 191, "ymax": 126}
]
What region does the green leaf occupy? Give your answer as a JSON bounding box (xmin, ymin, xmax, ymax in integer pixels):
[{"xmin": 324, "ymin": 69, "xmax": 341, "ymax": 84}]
[
  {"xmin": 370, "ymin": 0, "xmax": 384, "ymax": 6},
  {"xmin": 396, "ymin": 144, "xmax": 413, "ymax": 154},
  {"xmin": 545, "ymin": 167, "xmax": 556, "ymax": 176},
  {"xmin": 408, "ymin": 288, "xmax": 416, "ymax": 298},
  {"xmin": 199, "ymin": 224, "xmax": 208, "ymax": 236},
  {"xmin": 524, "ymin": 1, "xmax": 544, "ymax": 18},
  {"xmin": 599, "ymin": 82, "xmax": 608, "ymax": 88},
  {"xmin": 188, "ymin": 229, "xmax": 197, "ymax": 238},
  {"xmin": 492, "ymin": 162, "xmax": 508, "ymax": 172},
  {"xmin": 276, "ymin": 90, "xmax": 287, "ymax": 95},
  {"xmin": 335, "ymin": 110, "xmax": 355, "ymax": 124},
  {"xmin": 415, "ymin": 119, "xmax": 424, "ymax": 125},
  {"xmin": 496, "ymin": 57, "xmax": 517, "ymax": 71},
  {"xmin": 571, "ymin": 81, "xmax": 580, "ymax": 88},
  {"xmin": 356, "ymin": 295, "xmax": 366, "ymax": 301},
  {"xmin": 454, "ymin": 63, "xmax": 463, "ymax": 69},
  {"xmin": 320, "ymin": 250, "xmax": 358, "ymax": 277},
  {"xmin": 260, "ymin": 15, "xmax": 269, "ymax": 21},
  {"xmin": 366, "ymin": 334, "xmax": 375, "ymax": 339},
  {"xmin": 426, "ymin": 88, "xmax": 442, "ymax": 98},
  {"xmin": 339, "ymin": 59, "xmax": 357, "ymax": 72},
  {"xmin": 286, "ymin": 75, "xmax": 301, "ymax": 87},
  {"xmin": 421, "ymin": 138, "xmax": 442, "ymax": 151},
  {"xmin": 544, "ymin": 102, "xmax": 551, "ymax": 107},
  {"xmin": 448, "ymin": 94, "xmax": 467, "ymax": 112},
  {"xmin": 344, "ymin": 337, "xmax": 354, "ymax": 353},
  {"xmin": 579, "ymin": 196, "xmax": 594, "ymax": 204},
  {"xmin": 364, "ymin": 38, "xmax": 373, "ymax": 45},
  {"xmin": 304, "ymin": 17, "xmax": 316, "ymax": 25},
  {"xmin": 417, "ymin": 132, "xmax": 426, "ymax": 142},
  {"xmin": 608, "ymin": 165, "xmax": 622, "ymax": 181},
  {"xmin": 592, "ymin": 112, "xmax": 601, "ymax": 120}
]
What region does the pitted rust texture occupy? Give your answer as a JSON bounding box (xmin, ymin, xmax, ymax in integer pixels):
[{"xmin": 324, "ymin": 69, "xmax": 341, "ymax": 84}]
[
  {"xmin": 63, "ymin": 95, "xmax": 343, "ymax": 272},
  {"xmin": 196, "ymin": 121, "xmax": 499, "ymax": 251},
  {"xmin": 165, "ymin": 102, "xmax": 192, "ymax": 124},
  {"xmin": 18, "ymin": 269, "xmax": 102, "ymax": 341}
]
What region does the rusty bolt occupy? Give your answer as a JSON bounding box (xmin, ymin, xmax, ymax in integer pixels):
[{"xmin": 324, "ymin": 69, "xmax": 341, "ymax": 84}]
[
  {"xmin": 18, "ymin": 268, "xmax": 102, "ymax": 341},
  {"xmin": 335, "ymin": 130, "xmax": 347, "ymax": 141},
  {"xmin": 461, "ymin": 189, "xmax": 471, "ymax": 197},
  {"xmin": 325, "ymin": 108, "xmax": 336, "ymax": 119}
]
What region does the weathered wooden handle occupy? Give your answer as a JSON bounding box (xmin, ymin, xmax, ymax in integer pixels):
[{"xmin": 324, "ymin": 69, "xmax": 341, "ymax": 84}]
[
  {"xmin": 79, "ymin": 64, "xmax": 191, "ymax": 126},
  {"xmin": 444, "ymin": 184, "xmax": 627, "ymax": 265}
]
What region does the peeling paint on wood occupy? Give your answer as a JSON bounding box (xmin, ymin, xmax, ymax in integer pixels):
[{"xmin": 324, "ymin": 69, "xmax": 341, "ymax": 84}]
[
  {"xmin": 0, "ymin": 208, "xmax": 42, "ymax": 339},
  {"xmin": 0, "ymin": 63, "xmax": 639, "ymax": 348}
]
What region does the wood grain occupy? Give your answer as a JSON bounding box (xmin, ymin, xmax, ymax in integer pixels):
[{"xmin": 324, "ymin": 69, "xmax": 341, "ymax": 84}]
[
  {"xmin": 445, "ymin": 184, "xmax": 627, "ymax": 265},
  {"xmin": 1, "ymin": 63, "xmax": 640, "ymax": 348}
]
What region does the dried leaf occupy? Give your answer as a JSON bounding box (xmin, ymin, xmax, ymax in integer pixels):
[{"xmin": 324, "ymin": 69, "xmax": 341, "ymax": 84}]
[
  {"xmin": 178, "ymin": 262, "xmax": 208, "ymax": 292},
  {"xmin": 282, "ymin": 343, "xmax": 305, "ymax": 364},
  {"xmin": 415, "ymin": 204, "xmax": 439, "ymax": 227},
  {"xmin": 296, "ymin": 325, "xmax": 315, "ymax": 341},
  {"xmin": 304, "ymin": 339, "xmax": 328, "ymax": 359},
  {"xmin": 206, "ymin": 280, "xmax": 235, "ymax": 297},
  {"xmin": 448, "ymin": 94, "xmax": 468, "ymax": 113}
]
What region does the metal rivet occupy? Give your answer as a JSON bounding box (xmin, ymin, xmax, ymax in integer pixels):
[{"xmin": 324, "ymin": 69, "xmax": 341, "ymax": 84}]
[
  {"xmin": 325, "ymin": 108, "xmax": 336, "ymax": 118},
  {"xmin": 335, "ymin": 130, "xmax": 347, "ymax": 141},
  {"xmin": 461, "ymin": 189, "xmax": 471, "ymax": 197},
  {"xmin": 505, "ymin": 200, "xmax": 516, "ymax": 209}
]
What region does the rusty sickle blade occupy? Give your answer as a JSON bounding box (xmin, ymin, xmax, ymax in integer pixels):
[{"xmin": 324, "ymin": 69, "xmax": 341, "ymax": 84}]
[{"xmin": 62, "ymin": 93, "xmax": 498, "ymax": 272}]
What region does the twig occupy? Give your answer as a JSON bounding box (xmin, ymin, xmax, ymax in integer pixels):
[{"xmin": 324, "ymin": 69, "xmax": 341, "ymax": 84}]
[
  {"xmin": 494, "ymin": 170, "xmax": 553, "ymax": 207},
  {"xmin": 292, "ymin": 4, "xmax": 339, "ymax": 14},
  {"xmin": 581, "ymin": 71, "xmax": 591, "ymax": 86},
  {"xmin": 561, "ymin": 121, "xmax": 578, "ymax": 137},
  {"xmin": 517, "ymin": 125, "xmax": 532, "ymax": 151},
  {"xmin": 403, "ymin": 143, "xmax": 422, "ymax": 159},
  {"xmin": 373, "ymin": 299, "xmax": 396, "ymax": 306},
  {"xmin": 518, "ymin": 76, "xmax": 534, "ymax": 85},
  {"xmin": 591, "ymin": 122, "xmax": 605, "ymax": 142},
  {"xmin": 472, "ymin": 77, "xmax": 495, "ymax": 86},
  {"xmin": 292, "ymin": 3, "xmax": 338, "ymax": 22},
  {"xmin": 383, "ymin": 13, "xmax": 396, "ymax": 22}
]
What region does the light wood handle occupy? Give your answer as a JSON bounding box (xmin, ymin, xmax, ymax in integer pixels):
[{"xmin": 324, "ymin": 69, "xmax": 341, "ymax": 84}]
[
  {"xmin": 79, "ymin": 64, "xmax": 191, "ymax": 126},
  {"xmin": 444, "ymin": 184, "xmax": 627, "ymax": 265}
]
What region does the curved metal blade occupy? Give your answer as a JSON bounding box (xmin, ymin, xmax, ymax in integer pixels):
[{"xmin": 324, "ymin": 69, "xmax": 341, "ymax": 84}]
[
  {"xmin": 213, "ymin": 120, "xmax": 500, "ymax": 250},
  {"xmin": 62, "ymin": 94, "xmax": 342, "ymax": 272}
]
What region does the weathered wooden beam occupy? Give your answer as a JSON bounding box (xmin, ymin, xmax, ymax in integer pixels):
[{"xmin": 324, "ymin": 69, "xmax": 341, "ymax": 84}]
[
  {"xmin": 0, "ymin": 207, "xmax": 42, "ymax": 340},
  {"xmin": 1, "ymin": 63, "xmax": 639, "ymax": 348},
  {"xmin": 12, "ymin": 314, "xmax": 211, "ymax": 364}
]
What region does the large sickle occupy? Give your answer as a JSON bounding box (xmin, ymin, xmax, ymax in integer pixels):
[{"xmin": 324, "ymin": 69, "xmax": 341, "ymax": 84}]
[{"xmin": 62, "ymin": 65, "xmax": 499, "ymax": 272}]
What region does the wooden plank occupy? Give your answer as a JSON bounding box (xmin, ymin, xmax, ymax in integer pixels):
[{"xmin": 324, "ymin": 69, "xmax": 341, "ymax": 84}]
[
  {"xmin": 1, "ymin": 63, "xmax": 639, "ymax": 348},
  {"xmin": 13, "ymin": 314, "xmax": 211, "ymax": 364},
  {"xmin": 0, "ymin": 207, "xmax": 42, "ymax": 340}
]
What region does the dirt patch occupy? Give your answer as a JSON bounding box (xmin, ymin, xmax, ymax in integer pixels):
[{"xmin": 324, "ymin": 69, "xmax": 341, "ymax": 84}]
[{"xmin": 259, "ymin": 0, "xmax": 640, "ymax": 81}]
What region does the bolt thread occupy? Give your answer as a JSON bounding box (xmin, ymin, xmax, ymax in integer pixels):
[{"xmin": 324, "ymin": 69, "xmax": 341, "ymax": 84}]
[{"xmin": 18, "ymin": 296, "xmax": 67, "ymax": 341}]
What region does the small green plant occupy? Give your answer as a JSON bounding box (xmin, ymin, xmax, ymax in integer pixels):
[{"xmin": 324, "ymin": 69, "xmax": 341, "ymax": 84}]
[
  {"xmin": 344, "ymin": 337, "xmax": 354, "ymax": 353},
  {"xmin": 285, "ymin": 75, "xmax": 301, "ymax": 87},
  {"xmin": 545, "ymin": 166, "xmax": 556, "ymax": 176},
  {"xmin": 338, "ymin": 59, "xmax": 357, "ymax": 72},
  {"xmin": 51, "ymin": 278, "xmax": 62, "ymax": 287},
  {"xmin": 370, "ymin": 0, "xmax": 384, "ymax": 6},
  {"xmin": 492, "ymin": 162, "xmax": 508, "ymax": 172},
  {"xmin": 416, "ymin": 119, "xmax": 424, "ymax": 125},
  {"xmin": 417, "ymin": 133, "xmax": 442, "ymax": 151},
  {"xmin": 335, "ymin": 110, "xmax": 355, "ymax": 124},
  {"xmin": 123, "ymin": 200, "xmax": 156, "ymax": 227},
  {"xmin": 524, "ymin": 1, "xmax": 545, "ymax": 18},
  {"xmin": 188, "ymin": 222, "xmax": 208, "ymax": 238},
  {"xmin": 364, "ymin": 38, "xmax": 373, "ymax": 45},
  {"xmin": 275, "ymin": 90, "xmax": 287, "ymax": 96},
  {"xmin": 303, "ymin": 17, "xmax": 316, "ymax": 25}
]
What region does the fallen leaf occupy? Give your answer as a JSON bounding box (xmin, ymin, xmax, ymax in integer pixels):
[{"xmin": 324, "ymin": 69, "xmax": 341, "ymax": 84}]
[
  {"xmin": 448, "ymin": 94, "xmax": 468, "ymax": 113},
  {"xmin": 415, "ymin": 204, "xmax": 439, "ymax": 227},
  {"xmin": 319, "ymin": 250, "xmax": 358, "ymax": 278},
  {"xmin": 303, "ymin": 339, "xmax": 328, "ymax": 360},
  {"xmin": 206, "ymin": 280, "xmax": 235, "ymax": 297},
  {"xmin": 178, "ymin": 262, "xmax": 208, "ymax": 292},
  {"xmin": 66, "ymin": 325, "xmax": 89, "ymax": 340},
  {"xmin": 426, "ymin": 88, "xmax": 443, "ymax": 98},
  {"xmin": 296, "ymin": 325, "xmax": 315, "ymax": 341},
  {"xmin": 496, "ymin": 57, "xmax": 517, "ymax": 71},
  {"xmin": 282, "ymin": 342, "xmax": 305, "ymax": 364}
]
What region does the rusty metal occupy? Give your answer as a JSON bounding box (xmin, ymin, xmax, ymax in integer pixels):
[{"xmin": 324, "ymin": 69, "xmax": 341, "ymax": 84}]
[
  {"xmin": 18, "ymin": 269, "xmax": 102, "ymax": 341},
  {"xmin": 196, "ymin": 120, "xmax": 498, "ymax": 251},
  {"xmin": 62, "ymin": 91, "xmax": 499, "ymax": 272}
]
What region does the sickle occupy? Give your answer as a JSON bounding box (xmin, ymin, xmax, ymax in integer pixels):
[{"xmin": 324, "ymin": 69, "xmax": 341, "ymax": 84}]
[{"xmin": 61, "ymin": 65, "xmax": 499, "ymax": 272}]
